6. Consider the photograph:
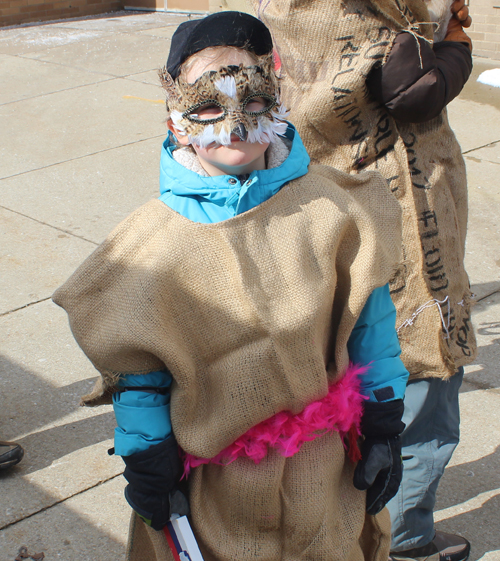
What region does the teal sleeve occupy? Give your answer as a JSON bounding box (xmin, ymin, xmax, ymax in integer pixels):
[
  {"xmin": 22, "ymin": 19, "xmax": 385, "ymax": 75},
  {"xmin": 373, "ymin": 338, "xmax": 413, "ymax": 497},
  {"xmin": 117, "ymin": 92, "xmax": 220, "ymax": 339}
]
[
  {"xmin": 347, "ymin": 284, "xmax": 409, "ymax": 402},
  {"xmin": 112, "ymin": 370, "xmax": 172, "ymax": 457}
]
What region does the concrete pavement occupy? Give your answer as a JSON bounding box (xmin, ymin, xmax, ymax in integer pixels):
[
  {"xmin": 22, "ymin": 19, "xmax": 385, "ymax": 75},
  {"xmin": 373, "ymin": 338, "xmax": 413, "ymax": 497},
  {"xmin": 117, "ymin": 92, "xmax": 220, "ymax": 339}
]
[{"xmin": 1, "ymin": 12, "xmax": 499, "ymax": 561}]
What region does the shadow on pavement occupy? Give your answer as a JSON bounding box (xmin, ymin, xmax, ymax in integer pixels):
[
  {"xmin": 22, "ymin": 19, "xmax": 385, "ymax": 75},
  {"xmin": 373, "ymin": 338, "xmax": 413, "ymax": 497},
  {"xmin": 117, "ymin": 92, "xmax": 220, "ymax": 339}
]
[
  {"xmin": 10, "ymin": 411, "xmax": 115, "ymax": 475},
  {"xmin": 0, "ymin": 354, "xmax": 119, "ymax": 530},
  {"xmin": 435, "ymin": 446, "xmax": 500, "ymax": 560},
  {"xmin": 437, "ymin": 445, "xmax": 500, "ymax": 509},
  {"xmin": 0, "ymin": 476, "xmax": 127, "ymax": 561},
  {"xmin": 0, "ymin": 354, "xmax": 113, "ymax": 449},
  {"xmin": 470, "ymin": 281, "xmax": 500, "ymax": 304},
  {"xmin": 462, "ymin": 319, "xmax": 500, "ymax": 392}
]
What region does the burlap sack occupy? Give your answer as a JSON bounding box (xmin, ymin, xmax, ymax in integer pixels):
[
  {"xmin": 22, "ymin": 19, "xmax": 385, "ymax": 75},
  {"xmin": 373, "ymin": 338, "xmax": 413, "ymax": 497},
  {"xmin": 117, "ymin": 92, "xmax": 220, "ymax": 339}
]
[
  {"xmin": 53, "ymin": 166, "xmax": 401, "ymax": 456},
  {"xmin": 126, "ymin": 435, "xmax": 392, "ymax": 561},
  {"xmin": 252, "ymin": 0, "xmax": 476, "ymax": 379},
  {"xmin": 54, "ymin": 165, "xmax": 400, "ymax": 560}
]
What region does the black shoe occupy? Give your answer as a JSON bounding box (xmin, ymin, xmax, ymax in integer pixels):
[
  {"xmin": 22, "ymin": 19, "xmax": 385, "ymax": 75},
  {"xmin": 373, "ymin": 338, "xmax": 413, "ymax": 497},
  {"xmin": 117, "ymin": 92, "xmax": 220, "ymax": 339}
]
[
  {"xmin": 0, "ymin": 440, "xmax": 24, "ymax": 470},
  {"xmin": 390, "ymin": 531, "xmax": 470, "ymax": 561}
]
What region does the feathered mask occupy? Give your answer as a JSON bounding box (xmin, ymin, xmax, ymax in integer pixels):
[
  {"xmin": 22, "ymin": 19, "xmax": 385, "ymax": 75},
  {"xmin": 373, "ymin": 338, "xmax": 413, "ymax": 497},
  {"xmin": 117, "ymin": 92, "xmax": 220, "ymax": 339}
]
[{"xmin": 159, "ymin": 55, "xmax": 289, "ymax": 148}]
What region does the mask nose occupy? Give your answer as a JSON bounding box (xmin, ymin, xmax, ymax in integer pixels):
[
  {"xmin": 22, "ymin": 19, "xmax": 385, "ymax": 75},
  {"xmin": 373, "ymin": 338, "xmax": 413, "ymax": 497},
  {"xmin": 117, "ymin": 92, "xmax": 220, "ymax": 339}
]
[{"xmin": 231, "ymin": 123, "xmax": 248, "ymax": 141}]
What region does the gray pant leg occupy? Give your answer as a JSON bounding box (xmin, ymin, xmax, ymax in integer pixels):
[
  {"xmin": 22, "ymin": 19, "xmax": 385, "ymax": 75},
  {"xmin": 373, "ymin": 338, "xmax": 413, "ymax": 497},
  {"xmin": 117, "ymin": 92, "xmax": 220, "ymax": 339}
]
[{"xmin": 387, "ymin": 368, "xmax": 463, "ymax": 551}]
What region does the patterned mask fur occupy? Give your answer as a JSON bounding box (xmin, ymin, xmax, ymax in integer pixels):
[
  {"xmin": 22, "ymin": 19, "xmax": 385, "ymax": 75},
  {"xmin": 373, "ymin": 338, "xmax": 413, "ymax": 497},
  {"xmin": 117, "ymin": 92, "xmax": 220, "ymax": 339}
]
[{"xmin": 159, "ymin": 55, "xmax": 289, "ymax": 147}]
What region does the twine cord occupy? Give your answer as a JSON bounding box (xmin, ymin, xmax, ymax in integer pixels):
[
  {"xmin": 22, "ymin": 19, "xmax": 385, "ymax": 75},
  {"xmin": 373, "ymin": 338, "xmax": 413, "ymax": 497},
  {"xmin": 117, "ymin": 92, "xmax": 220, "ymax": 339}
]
[
  {"xmin": 400, "ymin": 24, "xmax": 436, "ymax": 68},
  {"xmin": 397, "ymin": 296, "xmax": 451, "ymax": 339},
  {"xmin": 395, "ymin": 0, "xmax": 437, "ymax": 69}
]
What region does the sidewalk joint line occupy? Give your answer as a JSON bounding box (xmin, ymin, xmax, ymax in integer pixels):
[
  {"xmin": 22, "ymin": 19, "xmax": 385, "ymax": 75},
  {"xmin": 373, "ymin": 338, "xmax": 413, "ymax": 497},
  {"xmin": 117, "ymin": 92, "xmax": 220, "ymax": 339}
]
[
  {"xmin": 476, "ymin": 288, "xmax": 500, "ymax": 302},
  {"xmin": 0, "ymin": 205, "xmax": 98, "ymax": 245},
  {"xmin": 463, "ymin": 139, "xmax": 500, "ymax": 155},
  {"xmin": 12, "ymin": 53, "xmax": 122, "ymax": 76},
  {"xmin": 0, "ymin": 473, "xmax": 121, "ymax": 532},
  {"xmin": 1, "ymin": 26, "xmax": 181, "ymax": 72},
  {"xmin": 0, "ymin": 134, "xmax": 164, "ymax": 181},
  {"xmin": 0, "ymin": 298, "xmax": 52, "ymax": 318},
  {"xmin": 7, "ymin": 46, "xmax": 167, "ymax": 87},
  {"xmin": 0, "ymin": 72, "xmax": 117, "ymax": 107},
  {"xmin": 463, "ymin": 379, "xmax": 500, "ymax": 394}
]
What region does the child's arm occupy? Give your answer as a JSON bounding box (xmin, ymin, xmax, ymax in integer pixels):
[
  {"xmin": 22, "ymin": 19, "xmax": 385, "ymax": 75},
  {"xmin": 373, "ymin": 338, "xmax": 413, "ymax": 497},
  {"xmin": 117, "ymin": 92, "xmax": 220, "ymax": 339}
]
[
  {"xmin": 347, "ymin": 284, "xmax": 408, "ymax": 403},
  {"xmin": 113, "ymin": 370, "xmax": 188, "ymax": 530},
  {"xmin": 113, "ymin": 370, "xmax": 173, "ymax": 456},
  {"xmin": 366, "ymin": 21, "xmax": 472, "ymax": 123},
  {"xmin": 347, "ymin": 284, "xmax": 408, "ymax": 515}
]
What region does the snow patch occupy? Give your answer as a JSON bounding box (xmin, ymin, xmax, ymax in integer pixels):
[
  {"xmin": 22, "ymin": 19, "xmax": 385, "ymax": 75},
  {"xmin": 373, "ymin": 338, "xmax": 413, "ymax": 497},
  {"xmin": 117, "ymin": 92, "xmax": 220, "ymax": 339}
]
[{"xmin": 477, "ymin": 69, "xmax": 500, "ymax": 88}]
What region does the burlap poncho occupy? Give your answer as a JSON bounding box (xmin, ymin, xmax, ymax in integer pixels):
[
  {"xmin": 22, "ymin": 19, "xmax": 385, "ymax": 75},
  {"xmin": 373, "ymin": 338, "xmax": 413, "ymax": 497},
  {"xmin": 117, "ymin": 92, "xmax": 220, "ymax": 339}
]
[
  {"xmin": 253, "ymin": 0, "xmax": 477, "ymax": 379},
  {"xmin": 54, "ymin": 165, "xmax": 401, "ymax": 560}
]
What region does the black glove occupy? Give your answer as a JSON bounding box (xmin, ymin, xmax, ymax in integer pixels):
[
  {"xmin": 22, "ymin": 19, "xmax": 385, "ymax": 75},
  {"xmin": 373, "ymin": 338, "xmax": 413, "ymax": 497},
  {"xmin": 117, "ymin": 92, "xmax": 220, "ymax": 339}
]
[
  {"xmin": 122, "ymin": 436, "xmax": 189, "ymax": 530},
  {"xmin": 353, "ymin": 399, "xmax": 405, "ymax": 515}
]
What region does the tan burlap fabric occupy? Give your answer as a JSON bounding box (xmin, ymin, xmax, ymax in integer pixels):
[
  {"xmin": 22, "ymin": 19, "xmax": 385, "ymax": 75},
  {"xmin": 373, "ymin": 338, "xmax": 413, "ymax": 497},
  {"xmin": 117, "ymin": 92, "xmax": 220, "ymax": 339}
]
[
  {"xmin": 54, "ymin": 165, "xmax": 400, "ymax": 560},
  {"xmin": 252, "ymin": 0, "xmax": 476, "ymax": 379},
  {"xmin": 126, "ymin": 436, "xmax": 392, "ymax": 561}
]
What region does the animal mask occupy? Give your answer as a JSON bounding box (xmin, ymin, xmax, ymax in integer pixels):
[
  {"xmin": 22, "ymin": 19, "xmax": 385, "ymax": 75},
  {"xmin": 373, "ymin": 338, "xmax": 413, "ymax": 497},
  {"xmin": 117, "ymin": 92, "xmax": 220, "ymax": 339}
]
[{"xmin": 159, "ymin": 55, "xmax": 289, "ymax": 148}]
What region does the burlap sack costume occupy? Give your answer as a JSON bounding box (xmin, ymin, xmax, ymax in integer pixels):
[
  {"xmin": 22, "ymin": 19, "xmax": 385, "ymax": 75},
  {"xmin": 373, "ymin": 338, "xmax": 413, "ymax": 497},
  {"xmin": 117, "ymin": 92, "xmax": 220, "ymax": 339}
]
[
  {"xmin": 54, "ymin": 166, "xmax": 401, "ymax": 560},
  {"xmin": 252, "ymin": 0, "xmax": 476, "ymax": 379}
]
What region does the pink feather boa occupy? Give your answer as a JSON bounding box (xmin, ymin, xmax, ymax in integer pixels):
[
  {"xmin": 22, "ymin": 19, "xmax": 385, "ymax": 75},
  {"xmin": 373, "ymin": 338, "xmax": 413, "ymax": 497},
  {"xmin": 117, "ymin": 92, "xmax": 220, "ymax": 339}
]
[{"xmin": 182, "ymin": 364, "xmax": 368, "ymax": 477}]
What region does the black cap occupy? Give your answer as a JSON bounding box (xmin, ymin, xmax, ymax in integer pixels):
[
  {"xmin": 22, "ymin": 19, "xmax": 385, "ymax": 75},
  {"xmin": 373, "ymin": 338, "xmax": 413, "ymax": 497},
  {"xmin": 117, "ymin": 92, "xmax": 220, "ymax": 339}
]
[{"xmin": 166, "ymin": 11, "xmax": 273, "ymax": 79}]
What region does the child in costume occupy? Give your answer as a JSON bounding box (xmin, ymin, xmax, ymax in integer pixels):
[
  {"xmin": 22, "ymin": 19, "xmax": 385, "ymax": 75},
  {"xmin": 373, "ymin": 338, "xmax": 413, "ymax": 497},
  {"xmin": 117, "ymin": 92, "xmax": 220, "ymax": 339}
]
[{"xmin": 54, "ymin": 12, "xmax": 410, "ymax": 561}]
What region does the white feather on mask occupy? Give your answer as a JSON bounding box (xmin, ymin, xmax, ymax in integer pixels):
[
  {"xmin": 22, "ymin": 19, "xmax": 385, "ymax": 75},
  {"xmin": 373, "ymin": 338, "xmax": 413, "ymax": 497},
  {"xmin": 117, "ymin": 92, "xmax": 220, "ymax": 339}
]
[{"xmin": 215, "ymin": 76, "xmax": 238, "ymax": 99}]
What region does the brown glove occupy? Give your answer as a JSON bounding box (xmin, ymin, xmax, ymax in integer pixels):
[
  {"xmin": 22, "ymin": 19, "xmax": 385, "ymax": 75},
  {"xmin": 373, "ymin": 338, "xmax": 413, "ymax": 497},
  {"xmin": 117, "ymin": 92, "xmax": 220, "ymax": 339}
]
[
  {"xmin": 445, "ymin": 0, "xmax": 472, "ymax": 50},
  {"xmin": 451, "ymin": 0, "xmax": 472, "ymax": 28}
]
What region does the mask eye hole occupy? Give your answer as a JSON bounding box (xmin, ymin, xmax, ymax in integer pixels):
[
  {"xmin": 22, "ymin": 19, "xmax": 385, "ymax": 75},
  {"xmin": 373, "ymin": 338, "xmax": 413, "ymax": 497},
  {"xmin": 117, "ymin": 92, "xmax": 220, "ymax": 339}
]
[
  {"xmin": 183, "ymin": 100, "xmax": 226, "ymax": 124},
  {"xmin": 243, "ymin": 94, "xmax": 277, "ymax": 116}
]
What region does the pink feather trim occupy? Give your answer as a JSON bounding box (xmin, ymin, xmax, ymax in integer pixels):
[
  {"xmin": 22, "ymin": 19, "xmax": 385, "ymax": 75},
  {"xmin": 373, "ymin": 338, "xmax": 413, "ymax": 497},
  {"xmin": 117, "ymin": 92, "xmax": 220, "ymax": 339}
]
[{"xmin": 182, "ymin": 364, "xmax": 368, "ymax": 477}]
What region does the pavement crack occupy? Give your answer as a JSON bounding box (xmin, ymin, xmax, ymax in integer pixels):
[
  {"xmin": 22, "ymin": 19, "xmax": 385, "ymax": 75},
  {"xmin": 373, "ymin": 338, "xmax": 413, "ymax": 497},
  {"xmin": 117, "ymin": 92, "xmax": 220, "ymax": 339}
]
[
  {"xmin": 0, "ymin": 134, "xmax": 164, "ymax": 181},
  {"xmin": 476, "ymin": 288, "xmax": 500, "ymax": 302},
  {"xmin": 0, "ymin": 205, "xmax": 98, "ymax": 245},
  {"xmin": 0, "ymin": 298, "xmax": 51, "ymax": 317},
  {"xmin": 463, "ymin": 139, "xmax": 500, "ymax": 155},
  {"xmin": 6, "ymin": 45, "xmax": 170, "ymax": 92},
  {"xmin": 463, "ymin": 379, "xmax": 500, "ymax": 395},
  {"xmin": 0, "ymin": 72, "xmax": 117, "ymax": 107},
  {"xmin": 0, "ymin": 474, "xmax": 122, "ymax": 532}
]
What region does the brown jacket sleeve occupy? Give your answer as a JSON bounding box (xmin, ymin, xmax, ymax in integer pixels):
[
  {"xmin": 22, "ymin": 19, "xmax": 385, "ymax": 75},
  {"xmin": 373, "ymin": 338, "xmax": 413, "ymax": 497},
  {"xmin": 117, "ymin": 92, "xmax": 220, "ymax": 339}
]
[{"xmin": 366, "ymin": 31, "xmax": 472, "ymax": 123}]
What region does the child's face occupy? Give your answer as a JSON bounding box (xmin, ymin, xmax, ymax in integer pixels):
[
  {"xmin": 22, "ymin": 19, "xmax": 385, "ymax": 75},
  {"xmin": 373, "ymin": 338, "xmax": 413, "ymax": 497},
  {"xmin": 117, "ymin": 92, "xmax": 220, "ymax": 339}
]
[
  {"xmin": 167, "ymin": 49, "xmax": 272, "ymax": 177},
  {"xmin": 188, "ymin": 132, "xmax": 269, "ymax": 176}
]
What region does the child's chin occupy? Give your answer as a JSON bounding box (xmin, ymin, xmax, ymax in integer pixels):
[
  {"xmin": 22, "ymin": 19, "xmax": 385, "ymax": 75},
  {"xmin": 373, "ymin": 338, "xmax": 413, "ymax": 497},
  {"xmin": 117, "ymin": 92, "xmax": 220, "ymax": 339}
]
[
  {"xmin": 219, "ymin": 147, "xmax": 244, "ymax": 158},
  {"xmin": 216, "ymin": 147, "xmax": 251, "ymax": 163}
]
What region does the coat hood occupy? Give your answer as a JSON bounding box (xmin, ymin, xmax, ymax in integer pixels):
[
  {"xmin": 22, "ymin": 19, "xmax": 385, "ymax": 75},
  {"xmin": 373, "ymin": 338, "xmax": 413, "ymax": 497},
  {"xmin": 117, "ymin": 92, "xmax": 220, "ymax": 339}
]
[{"xmin": 158, "ymin": 124, "xmax": 310, "ymax": 223}]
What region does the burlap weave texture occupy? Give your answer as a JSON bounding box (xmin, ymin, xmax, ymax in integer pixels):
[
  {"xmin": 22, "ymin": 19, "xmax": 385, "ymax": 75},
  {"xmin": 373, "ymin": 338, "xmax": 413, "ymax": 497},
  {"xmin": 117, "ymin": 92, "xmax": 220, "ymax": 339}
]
[
  {"xmin": 253, "ymin": 0, "xmax": 477, "ymax": 379},
  {"xmin": 54, "ymin": 165, "xmax": 401, "ymax": 459},
  {"xmin": 54, "ymin": 164, "xmax": 400, "ymax": 560},
  {"xmin": 126, "ymin": 434, "xmax": 392, "ymax": 561}
]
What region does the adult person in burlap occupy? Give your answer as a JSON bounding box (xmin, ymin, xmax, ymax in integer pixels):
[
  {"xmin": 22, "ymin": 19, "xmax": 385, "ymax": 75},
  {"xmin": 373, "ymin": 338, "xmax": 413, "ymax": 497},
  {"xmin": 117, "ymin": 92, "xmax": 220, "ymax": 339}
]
[
  {"xmin": 251, "ymin": 1, "xmax": 476, "ymax": 560},
  {"xmin": 54, "ymin": 12, "xmax": 412, "ymax": 561}
]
